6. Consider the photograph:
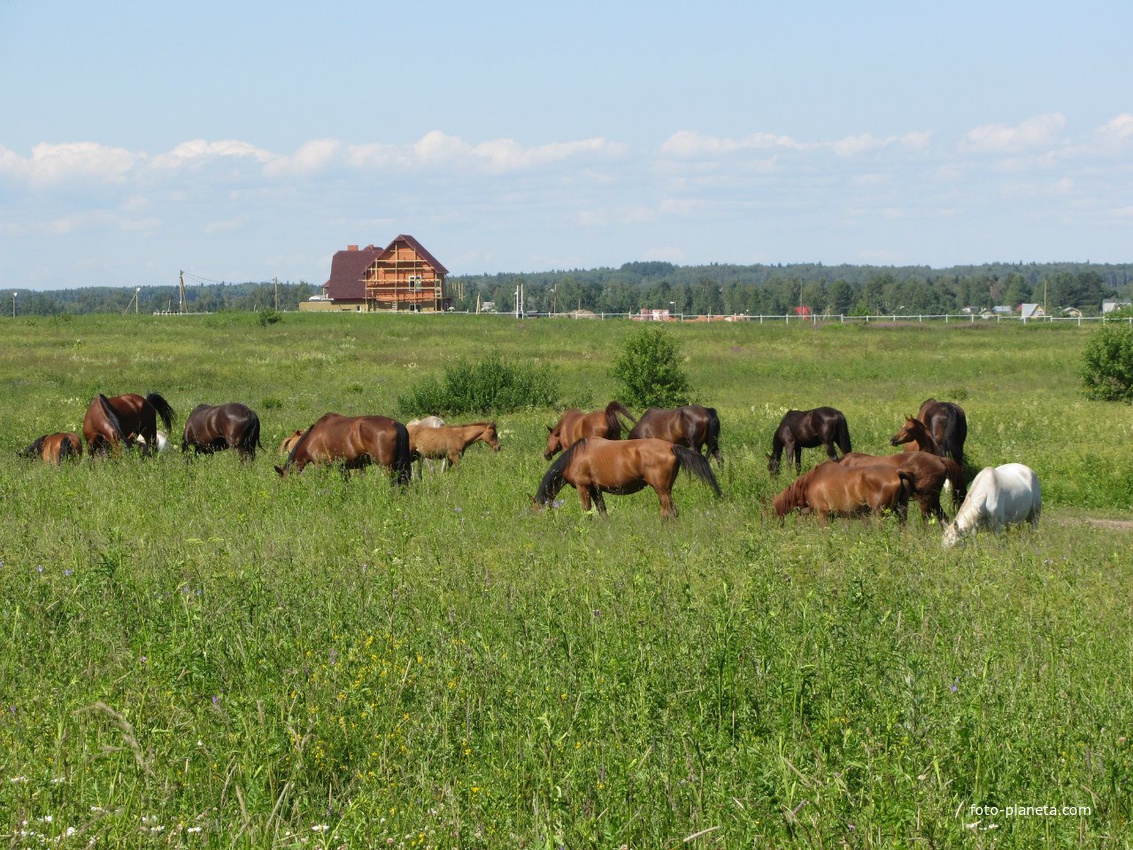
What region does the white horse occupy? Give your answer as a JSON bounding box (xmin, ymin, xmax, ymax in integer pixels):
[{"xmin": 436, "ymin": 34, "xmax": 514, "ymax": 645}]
[{"xmin": 942, "ymin": 463, "xmax": 1041, "ymax": 548}]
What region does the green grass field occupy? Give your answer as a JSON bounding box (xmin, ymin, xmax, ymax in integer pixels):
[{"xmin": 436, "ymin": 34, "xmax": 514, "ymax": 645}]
[{"xmin": 2, "ymin": 313, "xmax": 1132, "ymax": 848}]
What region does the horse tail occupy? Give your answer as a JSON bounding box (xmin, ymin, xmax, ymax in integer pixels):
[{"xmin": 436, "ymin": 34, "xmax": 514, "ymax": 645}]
[
  {"xmin": 146, "ymin": 392, "xmax": 176, "ymax": 431},
  {"xmin": 58, "ymin": 436, "xmax": 75, "ymax": 461},
  {"xmin": 703, "ymin": 407, "xmax": 722, "ymax": 465},
  {"xmin": 97, "ymin": 394, "xmax": 130, "ymax": 446},
  {"xmin": 244, "ymin": 413, "xmax": 263, "ymax": 458},
  {"xmin": 535, "ymin": 440, "xmax": 579, "ymax": 506},
  {"xmin": 897, "ymin": 470, "xmax": 917, "ymax": 500},
  {"xmin": 605, "ymin": 401, "xmax": 636, "ymax": 436},
  {"xmin": 19, "ymin": 436, "xmax": 46, "ymax": 459},
  {"xmin": 838, "ymin": 416, "xmax": 853, "ymax": 455},
  {"xmin": 672, "ymin": 445, "xmax": 722, "ymax": 497},
  {"xmin": 392, "ymin": 421, "xmax": 412, "ymax": 486}
]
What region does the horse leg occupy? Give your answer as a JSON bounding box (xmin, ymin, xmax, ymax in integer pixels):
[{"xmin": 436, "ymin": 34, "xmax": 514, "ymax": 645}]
[
  {"xmin": 591, "ymin": 488, "xmax": 608, "ymax": 516},
  {"xmin": 657, "ymin": 488, "xmax": 678, "ymax": 519}
]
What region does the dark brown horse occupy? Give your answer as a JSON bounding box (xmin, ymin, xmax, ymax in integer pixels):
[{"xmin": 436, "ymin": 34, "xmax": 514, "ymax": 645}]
[
  {"xmin": 274, "ymin": 412, "xmax": 411, "ymax": 485},
  {"xmin": 772, "ymin": 460, "xmax": 913, "ymax": 522},
  {"xmin": 767, "ymin": 406, "xmax": 852, "ymax": 476},
  {"xmin": 83, "ymin": 392, "xmax": 175, "ymax": 457},
  {"xmin": 544, "ymin": 401, "xmax": 636, "ymax": 460},
  {"xmin": 19, "ymin": 432, "xmax": 83, "ymax": 464},
  {"xmin": 534, "ymin": 437, "xmax": 721, "ymax": 518},
  {"xmin": 838, "ymin": 451, "xmax": 966, "ymax": 521},
  {"xmin": 917, "ymin": 398, "xmax": 967, "ymax": 466},
  {"xmin": 181, "ymin": 402, "xmax": 263, "ymax": 462},
  {"xmin": 627, "ymin": 405, "xmax": 722, "ymax": 465},
  {"xmin": 408, "ymin": 421, "xmax": 501, "ymax": 475}
]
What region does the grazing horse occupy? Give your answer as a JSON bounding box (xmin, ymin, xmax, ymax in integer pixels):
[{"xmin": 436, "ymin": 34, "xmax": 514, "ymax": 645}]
[
  {"xmin": 181, "ymin": 402, "xmax": 263, "ymax": 462},
  {"xmin": 767, "ymin": 407, "xmax": 852, "ymax": 476},
  {"xmin": 534, "ymin": 437, "xmax": 721, "ymax": 519},
  {"xmin": 407, "ymin": 421, "xmax": 501, "ymax": 476},
  {"xmin": 544, "ymin": 402, "xmax": 636, "ymax": 460},
  {"xmin": 274, "ymin": 412, "xmax": 411, "ymax": 485},
  {"xmin": 918, "ymin": 398, "xmax": 967, "ymax": 467},
  {"xmin": 627, "ymin": 405, "xmax": 722, "ymax": 465},
  {"xmin": 890, "ymin": 416, "xmax": 945, "ymax": 456},
  {"xmin": 19, "ymin": 432, "xmax": 83, "ymax": 464},
  {"xmin": 942, "ymin": 463, "xmax": 1041, "ymax": 548},
  {"xmin": 279, "ymin": 430, "xmax": 306, "ymax": 456},
  {"xmin": 772, "ymin": 460, "xmax": 913, "ymax": 522},
  {"xmin": 839, "ymin": 451, "xmax": 966, "ymax": 521},
  {"xmin": 83, "ymin": 391, "xmax": 175, "ymax": 457}
]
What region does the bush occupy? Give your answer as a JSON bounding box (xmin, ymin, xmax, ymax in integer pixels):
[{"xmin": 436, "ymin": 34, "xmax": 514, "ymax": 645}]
[
  {"xmin": 610, "ymin": 326, "xmax": 691, "ymax": 408},
  {"xmin": 1081, "ymin": 320, "xmax": 1133, "ymax": 402},
  {"xmin": 258, "ymin": 308, "xmax": 283, "ymax": 326},
  {"xmin": 397, "ymin": 353, "xmax": 559, "ymax": 417}
]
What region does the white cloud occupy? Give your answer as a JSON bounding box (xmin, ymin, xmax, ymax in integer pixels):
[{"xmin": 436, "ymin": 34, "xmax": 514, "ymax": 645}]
[
  {"xmin": 961, "ymin": 113, "xmax": 1067, "ymax": 153},
  {"xmin": 0, "ymin": 141, "xmax": 138, "ymax": 184},
  {"xmin": 151, "ymin": 139, "xmax": 273, "ymax": 170},
  {"xmin": 1098, "ymin": 113, "xmax": 1133, "ymax": 144}
]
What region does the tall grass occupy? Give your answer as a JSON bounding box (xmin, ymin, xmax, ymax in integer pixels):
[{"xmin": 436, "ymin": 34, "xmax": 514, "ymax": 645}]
[{"xmin": 1, "ymin": 313, "xmax": 1131, "ymax": 847}]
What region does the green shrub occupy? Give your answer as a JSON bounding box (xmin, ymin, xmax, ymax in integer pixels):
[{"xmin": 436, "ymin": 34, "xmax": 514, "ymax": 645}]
[
  {"xmin": 610, "ymin": 325, "xmax": 691, "ymax": 408},
  {"xmin": 258, "ymin": 308, "xmax": 283, "ymax": 326},
  {"xmin": 397, "ymin": 352, "xmax": 559, "ymax": 416},
  {"xmin": 1081, "ymin": 321, "xmax": 1133, "ymax": 402}
]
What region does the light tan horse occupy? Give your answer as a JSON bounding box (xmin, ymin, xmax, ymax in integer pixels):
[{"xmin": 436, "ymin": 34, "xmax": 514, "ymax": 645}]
[
  {"xmin": 407, "ymin": 421, "xmax": 500, "ymax": 476},
  {"xmin": 278, "ymin": 430, "xmax": 305, "ymax": 456}
]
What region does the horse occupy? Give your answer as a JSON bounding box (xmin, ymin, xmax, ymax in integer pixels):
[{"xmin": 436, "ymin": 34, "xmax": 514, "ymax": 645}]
[
  {"xmin": 838, "ymin": 450, "xmax": 966, "ymax": 522},
  {"xmin": 407, "ymin": 415, "xmax": 446, "ymax": 429},
  {"xmin": 181, "ymin": 402, "xmax": 263, "ymax": 462},
  {"xmin": 279, "ymin": 430, "xmax": 306, "ymax": 456},
  {"xmin": 772, "ymin": 460, "xmax": 914, "ymax": 522},
  {"xmin": 889, "ymin": 416, "xmax": 945, "ymax": 456},
  {"xmin": 918, "ymin": 398, "xmax": 967, "ymax": 467},
  {"xmin": 544, "ymin": 402, "xmax": 636, "ymax": 460},
  {"xmin": 83, "ymin": 391, "xmax": 175, "ymax": 457},
  {"xmin": 942, "ymin": 463, "xmax": 1041, "ymax": 549},
  {"xmin": 274, "ymin": 412, "xmax": 412, "ymax": 485},
  {"xmin": 627, "ymin": 404, "xmax": 722, "ymax": 465},
  {"xmin": 534, "ymin": 437, "xmax": 721, "ymax": 519},
  {"xmin": 407, "ymin": 421, "xmax": 500, "ymax": 476},
  {"xmin": 767, "ymin": 407, "xmax": 852, "ymax": 476},
  {"xmin": 19, "ymin": 432, "xmax": 83, "ymax": 464}
]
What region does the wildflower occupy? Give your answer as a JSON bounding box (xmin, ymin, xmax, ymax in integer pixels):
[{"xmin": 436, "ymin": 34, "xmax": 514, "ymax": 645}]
[
  {"xmin": 950, "ymin": 681, "xmax": 958, "ymax": 693},
  {"xmin": 312, "ymin": 824, "xmax": 329, "ymax": 833},
  {"xmin": 64, "ymin": 569, "xmax": 73, "ymax": 577}
]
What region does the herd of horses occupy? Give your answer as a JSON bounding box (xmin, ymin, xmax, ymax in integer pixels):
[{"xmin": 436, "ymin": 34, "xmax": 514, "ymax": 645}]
[{"xmin": 18, "ymin": 392, "xmax": 1040, "ymax": 546}]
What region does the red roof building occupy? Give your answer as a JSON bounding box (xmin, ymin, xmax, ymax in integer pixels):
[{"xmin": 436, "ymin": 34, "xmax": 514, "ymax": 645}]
[{"xmin": 319, "ymin": 235, "xmax": 450, "ymax": 312}]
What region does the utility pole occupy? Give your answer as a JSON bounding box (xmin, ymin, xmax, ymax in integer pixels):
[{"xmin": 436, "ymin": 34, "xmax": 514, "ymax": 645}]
[{"xmin": 274, "ymin": 277, "xmax": 279, "ymax": 311}]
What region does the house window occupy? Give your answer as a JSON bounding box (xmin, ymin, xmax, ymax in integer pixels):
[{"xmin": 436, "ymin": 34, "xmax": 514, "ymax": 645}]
[{"xmin": 408, "ymin": 275, "xmax": 423, "ymax": 291}]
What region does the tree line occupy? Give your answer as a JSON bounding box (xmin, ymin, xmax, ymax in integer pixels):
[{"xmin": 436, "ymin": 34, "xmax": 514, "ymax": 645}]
[{"xmin": 7, "ymin": 262, "xmax": 1132, "ymax": 318}]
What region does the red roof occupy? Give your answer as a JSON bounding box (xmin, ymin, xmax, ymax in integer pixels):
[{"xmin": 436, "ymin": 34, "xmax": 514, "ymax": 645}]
[{"xmin": 323, "ymin": 235, "xmax": 449, "ymax": 301}]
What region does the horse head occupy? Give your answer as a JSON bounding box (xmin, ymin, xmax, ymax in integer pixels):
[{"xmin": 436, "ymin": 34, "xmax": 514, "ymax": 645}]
[
  {"xmin": 889, "ymin": 416, "xmax": 921, "ymax": 448},
  {"xmin": 766, "ymin": 451, "xmax": 781, "ymax": 476},
  {"xmin": 544, "ymin": 425, "xmax": 564, "ymax": 460},
  {"xmin": 484, "ymin": 423, "xmax": 502, "ymax": 452}
]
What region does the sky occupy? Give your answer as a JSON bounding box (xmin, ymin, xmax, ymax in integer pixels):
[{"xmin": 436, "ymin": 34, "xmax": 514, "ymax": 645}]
[{"xmin": 2, "ymin": 0, "xmax": 1132, "ymax": 291}]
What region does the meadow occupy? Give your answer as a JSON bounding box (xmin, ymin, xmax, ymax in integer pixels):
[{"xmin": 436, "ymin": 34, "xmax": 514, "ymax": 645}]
[{"xmin": 2, "ymin": 312, "xmax": 1132, "ymax": 849}]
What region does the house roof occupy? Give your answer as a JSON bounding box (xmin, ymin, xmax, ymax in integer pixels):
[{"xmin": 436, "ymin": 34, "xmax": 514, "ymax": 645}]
[{"xmin": 323, "ymin": 235, "xmax": 449, "ymax": 301}]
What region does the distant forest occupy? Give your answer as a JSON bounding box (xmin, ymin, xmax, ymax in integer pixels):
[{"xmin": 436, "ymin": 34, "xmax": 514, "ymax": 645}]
[{"xmin": 8, "ymin": 261, "xmax": 1133, "ymax": 318}]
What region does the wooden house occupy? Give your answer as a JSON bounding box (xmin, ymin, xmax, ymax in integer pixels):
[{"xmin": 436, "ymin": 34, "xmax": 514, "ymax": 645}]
[{"xmin": 312, "ymin": 235, "xmax": 450, "ymax": 312}]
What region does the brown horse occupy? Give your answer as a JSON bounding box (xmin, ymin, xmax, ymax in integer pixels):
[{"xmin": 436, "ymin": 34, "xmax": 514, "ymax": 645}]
[
  {"xmin": 890, "ymin": 416, "xmax": 945, "ymax": 456},
  {"xmin": 407, "ymin": 421, "xmax": 501, "ymax": 476},
  {"xmin": 19, "ymin": 432, "xmax": 83, "ymax": 464},
  {"xmin": 839, "ymin": 451, "xmax": 966, "ymax": 521},
  {"xmin": 772, "ymin": 460, "xmax": 914, "ymax": 522},
  {"xmin": 274, "ymin": 412, "xmax": 411, "ymax": 485},
  {"xmin": 181, "ymin": 402, "xmax": 263, "ymax": 462},
  {"xmin": 627, "ymin": 405, "xmax": 722, "ymax": 465},
  {"xmin": 83, "ymin": 391, "xmax": 176, "ymax": 457},
  {"xmin": 767, "ymin": 406, "xmax": 852, "ymax": 476},
  {"xmin": 534, "ymin": 437, "xmax": 721, "ymax": 519},
  {"xmin": 917, "ymin": 398, "xmax": 967, "ymax": 466},
  {"xmin": 279, "ymin": 430, "xmax": 306, "ymax": 456},
  {"xmin": 544, "ymin": 401, "xmax": 636, "ymax": 460}
]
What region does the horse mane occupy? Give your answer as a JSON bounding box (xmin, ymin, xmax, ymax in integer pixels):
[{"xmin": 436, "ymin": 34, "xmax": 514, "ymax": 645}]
[
  {"xmin": 535, "ymin": 439, "xmax": 582, "ymax": 505},
  {"xmin": 146, "ymin": 392, "xmax": 176, "ymax": 431},
  {"xmin": 97, "ymin": 394, "xmax": 130, "ymax": 444},
  {"xmin": 19, "ymin": 436, "xmax": 47, "ymax": 458},
  {"xmin": 774, "ymin": 466, "xmax": 818, "ymax": 514}
]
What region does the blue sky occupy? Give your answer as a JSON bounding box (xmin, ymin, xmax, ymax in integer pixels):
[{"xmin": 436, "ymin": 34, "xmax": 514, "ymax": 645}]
[{"xmin": 2, "ymin": 1, "xmax": 1131, "ymax": 291}]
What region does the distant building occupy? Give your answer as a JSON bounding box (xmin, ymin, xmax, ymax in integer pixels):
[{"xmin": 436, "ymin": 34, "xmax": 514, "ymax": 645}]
[
  {"xmin": 304, "ymin": 235, "xmax": 450, "ymax": 312},
  {"xmin": 1103, "ymin": 299, "xmax": 1132, "ymax": 314},
  {"xmin": 1018, "ymin": 303, "xmax": 1045, "ymax": 319}
]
